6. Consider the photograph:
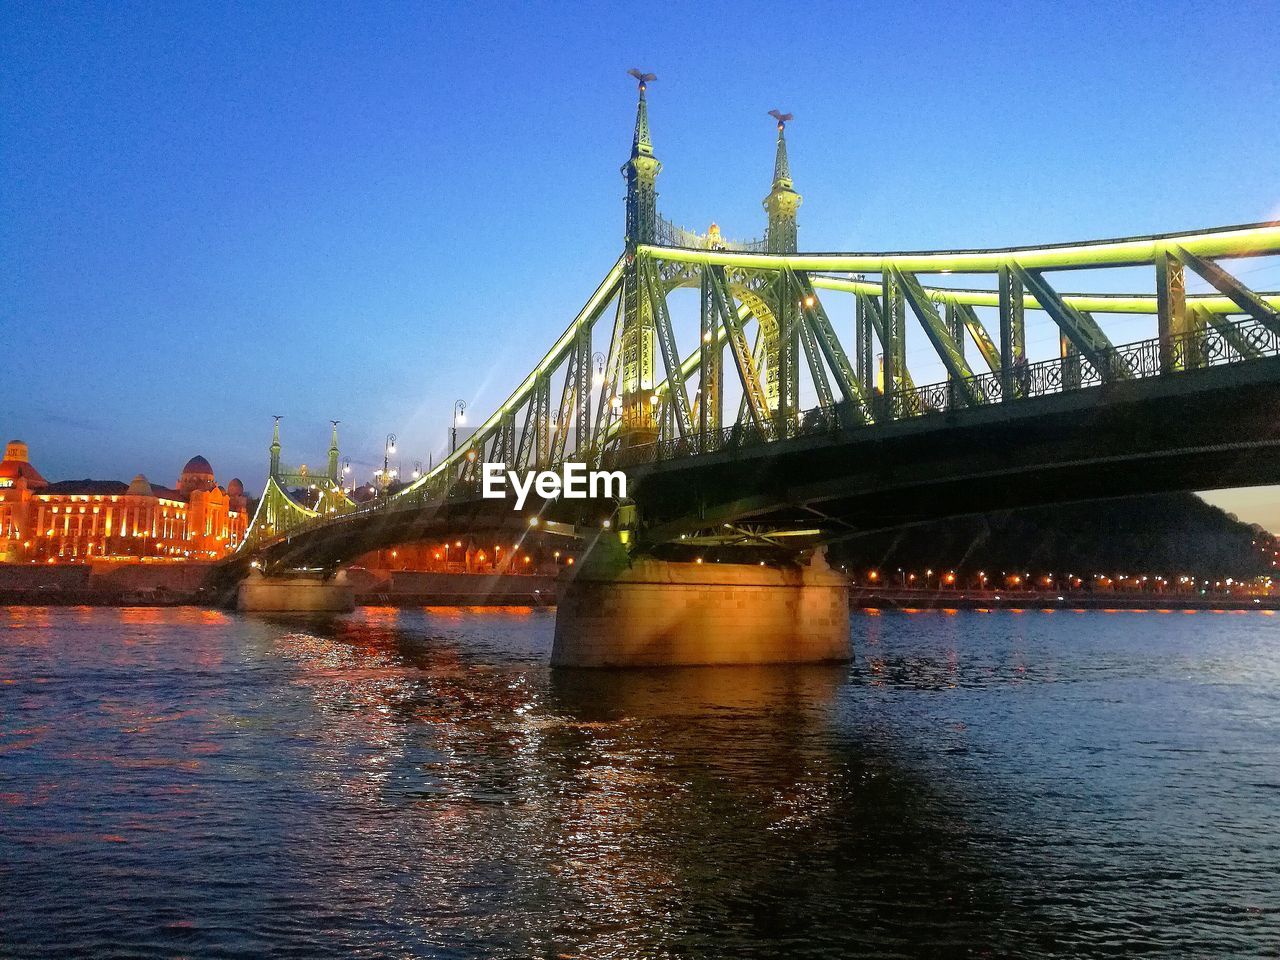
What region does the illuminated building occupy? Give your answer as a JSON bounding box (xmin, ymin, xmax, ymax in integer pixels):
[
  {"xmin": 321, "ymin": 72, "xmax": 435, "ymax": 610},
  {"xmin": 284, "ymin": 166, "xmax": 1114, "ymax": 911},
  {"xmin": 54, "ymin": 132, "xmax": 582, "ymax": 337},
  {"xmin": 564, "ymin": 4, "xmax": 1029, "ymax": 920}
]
[{"xmin": 0, "ymin": 442, "xmax": 249, "ymax": 563}]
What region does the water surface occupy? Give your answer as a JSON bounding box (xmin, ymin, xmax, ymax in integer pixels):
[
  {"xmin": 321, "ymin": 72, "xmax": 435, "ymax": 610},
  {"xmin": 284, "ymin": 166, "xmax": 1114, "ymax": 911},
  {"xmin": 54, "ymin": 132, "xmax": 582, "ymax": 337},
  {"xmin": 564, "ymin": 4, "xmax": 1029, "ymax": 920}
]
[{"xmin": 2, "ymin": 606, "xmax": 1278, "ymax": 958}]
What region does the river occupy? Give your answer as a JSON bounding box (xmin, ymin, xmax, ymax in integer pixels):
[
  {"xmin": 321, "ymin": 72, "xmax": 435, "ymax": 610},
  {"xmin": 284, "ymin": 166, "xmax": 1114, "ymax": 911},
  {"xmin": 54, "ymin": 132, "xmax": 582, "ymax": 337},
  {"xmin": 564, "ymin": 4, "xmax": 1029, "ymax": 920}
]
[{"xmin": 2, "ymin": 606, "xmax": 1278, "ymax": 958}]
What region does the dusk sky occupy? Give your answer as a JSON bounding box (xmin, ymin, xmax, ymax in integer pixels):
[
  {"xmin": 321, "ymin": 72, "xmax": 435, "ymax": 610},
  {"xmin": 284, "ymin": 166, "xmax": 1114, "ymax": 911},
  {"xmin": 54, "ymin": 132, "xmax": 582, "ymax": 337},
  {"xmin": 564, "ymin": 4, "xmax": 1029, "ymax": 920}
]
[{"xmin": 3, "ymin": 2, "xmax": 1278, "ymax": 522}]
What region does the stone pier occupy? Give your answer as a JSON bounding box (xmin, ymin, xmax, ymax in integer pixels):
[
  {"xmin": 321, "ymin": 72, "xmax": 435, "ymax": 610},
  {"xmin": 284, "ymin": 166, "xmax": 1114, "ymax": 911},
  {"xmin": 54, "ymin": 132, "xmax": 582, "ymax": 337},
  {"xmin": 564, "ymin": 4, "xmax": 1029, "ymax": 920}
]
[
  {"xmin": 552, "ymin": 541, "xmax": 849, "ymax": 668},
  {"xmin": 237, "ymin": 570, "xmax": 355, "ymax": 614}
]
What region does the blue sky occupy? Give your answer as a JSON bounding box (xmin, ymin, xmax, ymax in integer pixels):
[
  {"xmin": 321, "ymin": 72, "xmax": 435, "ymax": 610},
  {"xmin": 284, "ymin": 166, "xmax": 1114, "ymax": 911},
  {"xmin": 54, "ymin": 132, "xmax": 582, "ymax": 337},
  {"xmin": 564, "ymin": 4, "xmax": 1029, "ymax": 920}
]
[{"xmin": 2, "ymin": 1, "xmax": 1278, "ymax": 521}]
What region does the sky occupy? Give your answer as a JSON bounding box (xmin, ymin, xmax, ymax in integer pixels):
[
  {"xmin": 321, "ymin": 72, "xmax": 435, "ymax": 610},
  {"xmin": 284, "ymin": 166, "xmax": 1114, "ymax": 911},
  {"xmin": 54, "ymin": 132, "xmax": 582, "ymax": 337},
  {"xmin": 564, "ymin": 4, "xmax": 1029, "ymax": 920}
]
[{"xmin": 2, "ymin": 1, "xmax": 1278, "ymax": 522}]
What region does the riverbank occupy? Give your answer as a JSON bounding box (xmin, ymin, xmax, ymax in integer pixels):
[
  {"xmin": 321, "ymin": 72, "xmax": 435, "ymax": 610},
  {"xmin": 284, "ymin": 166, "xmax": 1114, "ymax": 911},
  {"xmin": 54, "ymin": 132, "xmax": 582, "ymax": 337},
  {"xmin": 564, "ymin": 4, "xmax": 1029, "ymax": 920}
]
[
  {"xmin": 0, "ymin": 563, "xmax": 558, "ymax": 607},
  {"xmin": 2, "ymin": 563, "xmax": 1273, "ymax": 611}
]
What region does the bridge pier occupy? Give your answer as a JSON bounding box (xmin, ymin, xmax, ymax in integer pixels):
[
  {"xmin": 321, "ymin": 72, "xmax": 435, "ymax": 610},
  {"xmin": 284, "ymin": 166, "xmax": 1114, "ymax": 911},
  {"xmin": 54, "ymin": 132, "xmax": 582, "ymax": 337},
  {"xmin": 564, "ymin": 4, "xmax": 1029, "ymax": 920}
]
[
  {"xmin": 552, "ymin": 540, "xmax": 849, "ymax": 668},
  {"xmin": 237, "ymin": 569, "xmax": 355, "ymax": 614}
]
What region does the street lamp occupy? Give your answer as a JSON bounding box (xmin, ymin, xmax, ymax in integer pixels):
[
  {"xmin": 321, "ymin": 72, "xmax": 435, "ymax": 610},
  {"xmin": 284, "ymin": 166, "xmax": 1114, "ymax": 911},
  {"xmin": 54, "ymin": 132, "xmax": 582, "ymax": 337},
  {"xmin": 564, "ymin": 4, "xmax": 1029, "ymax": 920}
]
[
  {"xmin": 412, "ymin": 459, "xmax": 423, "ymax": 480},
  {"xmin": 341, "ymin": 457, "xmax": 351, "ymax": 492},
  {"xmin": 451, "ymin": 400, "xmax": 466, "ymax": 454},
  {"xmin": 592, "ymin": 352, "xmax": 606, "ymax": 388}
]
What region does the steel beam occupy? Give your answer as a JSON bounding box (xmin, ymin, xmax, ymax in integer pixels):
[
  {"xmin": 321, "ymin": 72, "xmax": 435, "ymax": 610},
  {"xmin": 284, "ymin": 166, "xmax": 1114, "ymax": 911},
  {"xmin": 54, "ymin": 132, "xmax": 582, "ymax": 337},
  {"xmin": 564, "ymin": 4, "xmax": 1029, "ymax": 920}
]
[
  {"xmin": 552, "ymin": 345, "xmax": 577, "ymax": 464},
  {"xmin": 708, "ymin": 265, "xmax": 770, "ymax": 430},
  {"xmin": 638, "ymin": 221, "xmax": 1280, "ymax": 273},
  {"xmin": 737, "ymin": 328, "xmax": 766, "ymax": 428},
  {"xmin": 775, "ymin": 271, "xmax": 800, "ymax": 434},
  {"xmin": 1170, "ymin": 244, "xmax": 1280, "ymax": 334},
  {"xmin": 574, "ymin": 323, "xmax": 592, "ymax": 457},
  {"xmin": 879, "ymin": 270, "xmax": 907, "ymax": 417},
  {"xmin": 855, "ymin": 291, "xmax": 871, "ymax": 393},
  {"xmin": 698, "ymin": 267, "xmax": 722, "ymax": 449},
  {"xmin": 591, "ymin": 289, "xmax": 625, "ymax": 460},
  {"xmin": 894, "ymin": 267, "xmax": 977, "ymax": 405},
  {"xmin": 1011, "ymin": 264, "xmax": 1124, "ymax": 381},
  {"xmin": 998, "ymin": 264, "xmax": 1026, "ymax": 398},
  {"xmin": 641, "ymin": 256, "xmax": 694, "ymax": 438},
  {"xmin": 954, "ymin": 302, "xmax": 1001, "ymax": 373},
  {"xmin": 1155, "ymin": 250, "xmax": 1188, "ymax": 371},
  {"xmin": 794, "ymin": 272, "xmax": 873, "ymax": 422}
]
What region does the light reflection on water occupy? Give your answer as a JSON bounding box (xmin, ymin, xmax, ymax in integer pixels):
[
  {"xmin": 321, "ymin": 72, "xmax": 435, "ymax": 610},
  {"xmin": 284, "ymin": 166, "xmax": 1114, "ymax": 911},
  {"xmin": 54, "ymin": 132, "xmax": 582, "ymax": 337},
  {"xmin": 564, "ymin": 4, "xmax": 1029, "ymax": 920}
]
[{"xmin": 1, "ymin": 606, "xmax": 1279, "ymax": 958}]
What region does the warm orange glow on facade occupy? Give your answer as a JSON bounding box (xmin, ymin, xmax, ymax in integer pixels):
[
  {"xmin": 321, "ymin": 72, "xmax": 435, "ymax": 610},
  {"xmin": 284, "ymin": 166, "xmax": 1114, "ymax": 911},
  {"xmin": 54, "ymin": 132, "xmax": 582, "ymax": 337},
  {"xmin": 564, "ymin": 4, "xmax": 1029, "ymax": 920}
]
[{"xmin": 0, "ymin": 443, "xmax": 248, "ymax": 563}]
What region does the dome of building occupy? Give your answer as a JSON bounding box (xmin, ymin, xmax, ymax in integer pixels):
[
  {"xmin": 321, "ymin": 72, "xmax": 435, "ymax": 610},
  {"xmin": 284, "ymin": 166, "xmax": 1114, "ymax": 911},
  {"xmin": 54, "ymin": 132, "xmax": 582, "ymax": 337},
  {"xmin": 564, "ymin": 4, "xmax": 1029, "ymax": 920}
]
[
  {"xmin": 227, "ymin": 478, "xmax": 244, "ymax": 497},
  {"xmin": 182, "ymin": 455, "xmax": 214, "ymax": 477},
  {"xmin": 177, "ymin": 455, "xmax": 217, "ymax": 495},
  {"xmin": 127, "ymin": 474, "xmax": 153, "ymax": 496}
]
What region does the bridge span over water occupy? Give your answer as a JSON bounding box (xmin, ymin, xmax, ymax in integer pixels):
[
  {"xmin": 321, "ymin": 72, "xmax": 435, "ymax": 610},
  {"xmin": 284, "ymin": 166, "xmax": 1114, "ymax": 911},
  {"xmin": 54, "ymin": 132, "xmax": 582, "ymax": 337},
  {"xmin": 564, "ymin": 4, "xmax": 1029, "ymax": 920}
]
[{"xmin": 228, "ymin": 77, "xmax": 1280, "ymax": 666}]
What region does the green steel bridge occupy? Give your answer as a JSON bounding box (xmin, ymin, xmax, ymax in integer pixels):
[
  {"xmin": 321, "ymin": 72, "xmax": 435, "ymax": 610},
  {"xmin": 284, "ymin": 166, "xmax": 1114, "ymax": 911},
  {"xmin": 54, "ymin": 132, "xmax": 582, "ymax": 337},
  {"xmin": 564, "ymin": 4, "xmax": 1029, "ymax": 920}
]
[{"xmin": 234, "ymin": 77, "xmax": 1280, "ymax": 576}]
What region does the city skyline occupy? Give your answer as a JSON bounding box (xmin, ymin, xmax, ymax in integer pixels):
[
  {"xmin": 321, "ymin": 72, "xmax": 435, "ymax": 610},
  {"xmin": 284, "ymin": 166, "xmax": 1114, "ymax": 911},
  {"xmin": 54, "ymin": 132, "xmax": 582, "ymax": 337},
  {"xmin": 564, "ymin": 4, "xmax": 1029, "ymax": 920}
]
[{"xmin": 4, "ymin": 1, "xmax": 1279, "ymax": 522}]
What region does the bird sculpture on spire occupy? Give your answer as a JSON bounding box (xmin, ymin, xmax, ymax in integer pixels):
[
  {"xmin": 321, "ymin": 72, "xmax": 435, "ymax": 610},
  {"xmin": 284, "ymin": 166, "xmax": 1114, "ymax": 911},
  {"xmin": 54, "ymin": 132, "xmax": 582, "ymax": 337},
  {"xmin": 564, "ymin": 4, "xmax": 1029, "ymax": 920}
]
[{"xmin": 628, "ymin": 67, "xmax": 656, "ymax": 92}]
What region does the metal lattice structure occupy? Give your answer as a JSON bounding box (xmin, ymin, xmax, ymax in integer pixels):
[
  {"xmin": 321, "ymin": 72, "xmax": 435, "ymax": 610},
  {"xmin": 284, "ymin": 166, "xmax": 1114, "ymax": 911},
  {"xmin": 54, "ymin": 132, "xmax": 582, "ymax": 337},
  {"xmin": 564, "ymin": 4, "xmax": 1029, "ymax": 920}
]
[
  {"xmin": 241, "ymin": 419, "xmax": 355, "ymax": 552},
  {"xmin": 238, "ymin": 78, "xmax": 1280, "ymax": 562}
]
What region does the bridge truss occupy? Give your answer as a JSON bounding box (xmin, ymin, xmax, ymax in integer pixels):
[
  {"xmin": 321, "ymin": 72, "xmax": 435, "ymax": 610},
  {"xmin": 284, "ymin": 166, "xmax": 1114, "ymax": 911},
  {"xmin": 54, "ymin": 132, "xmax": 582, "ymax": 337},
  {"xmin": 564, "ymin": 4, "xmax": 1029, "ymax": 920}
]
[
  {"xmin": 240, "ymin": 220, "xmax": 1280, "ymax": 559},
  {"xmin": 237, "ymin": 80, "xmax": 1280, "ymax": 562}
]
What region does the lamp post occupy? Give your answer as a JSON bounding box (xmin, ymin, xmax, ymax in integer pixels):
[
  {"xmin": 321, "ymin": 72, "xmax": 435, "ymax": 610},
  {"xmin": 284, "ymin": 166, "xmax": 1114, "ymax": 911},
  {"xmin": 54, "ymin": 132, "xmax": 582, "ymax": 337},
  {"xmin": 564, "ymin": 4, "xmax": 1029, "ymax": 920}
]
[
  {"xmin": 451, "ymin": 400, "xmax": 466, "ymax": 455},
  {"xmin": 412, "ymin": 459, "xmax": 423, "ymax": 480}
]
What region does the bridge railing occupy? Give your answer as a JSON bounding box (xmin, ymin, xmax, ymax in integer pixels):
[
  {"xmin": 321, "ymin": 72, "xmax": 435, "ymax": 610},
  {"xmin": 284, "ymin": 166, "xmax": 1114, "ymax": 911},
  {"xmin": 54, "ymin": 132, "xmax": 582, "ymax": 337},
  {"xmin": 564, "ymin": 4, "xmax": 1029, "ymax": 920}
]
[
  {"xmin": 612, "ymin": 314, "xmax": 1280, "ymax": 467},
  {"xmin": 898, "ymin": 314, "xmax": 1279, "ymax": 418}
]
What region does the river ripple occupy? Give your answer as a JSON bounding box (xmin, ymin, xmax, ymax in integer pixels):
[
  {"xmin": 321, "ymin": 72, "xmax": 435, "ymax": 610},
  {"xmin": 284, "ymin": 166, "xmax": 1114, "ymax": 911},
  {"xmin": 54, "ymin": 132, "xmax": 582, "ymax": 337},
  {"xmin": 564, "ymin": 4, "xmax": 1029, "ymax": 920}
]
[{"xmin": 1, "ymin": 606, "xmax": 1278, "ymax": 958}]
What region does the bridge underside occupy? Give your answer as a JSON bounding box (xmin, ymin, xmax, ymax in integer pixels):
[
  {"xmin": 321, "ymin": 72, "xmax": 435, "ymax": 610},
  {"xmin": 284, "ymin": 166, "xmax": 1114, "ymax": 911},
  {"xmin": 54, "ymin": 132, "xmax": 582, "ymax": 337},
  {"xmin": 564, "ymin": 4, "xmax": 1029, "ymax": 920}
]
[{"xmin": 628, "ymin": 356, "xmax": 1280, "ymax": 548}]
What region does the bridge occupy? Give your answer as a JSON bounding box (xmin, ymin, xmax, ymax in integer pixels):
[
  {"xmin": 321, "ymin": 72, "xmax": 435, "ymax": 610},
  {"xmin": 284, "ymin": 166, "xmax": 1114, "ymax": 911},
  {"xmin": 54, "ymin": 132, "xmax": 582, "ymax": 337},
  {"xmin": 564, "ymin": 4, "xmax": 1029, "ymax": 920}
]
[{"xmin": 229, "ymin": 75, "xmax": 1280, "ymax": 666}]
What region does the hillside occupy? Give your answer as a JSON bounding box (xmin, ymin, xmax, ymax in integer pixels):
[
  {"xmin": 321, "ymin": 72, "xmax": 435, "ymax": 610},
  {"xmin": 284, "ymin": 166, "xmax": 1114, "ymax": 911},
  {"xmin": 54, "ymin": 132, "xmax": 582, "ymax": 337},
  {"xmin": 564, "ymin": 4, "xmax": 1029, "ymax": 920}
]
[{"xmin": 829, "ymin": 493, "xmax": 1274, "ymax": 578}]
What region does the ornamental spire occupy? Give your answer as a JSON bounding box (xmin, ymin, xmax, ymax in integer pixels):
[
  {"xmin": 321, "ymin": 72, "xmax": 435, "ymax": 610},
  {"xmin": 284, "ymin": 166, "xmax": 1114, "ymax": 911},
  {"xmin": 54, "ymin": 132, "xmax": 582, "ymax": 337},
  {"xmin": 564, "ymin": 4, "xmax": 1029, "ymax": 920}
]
[
  {"xmin": 771, "ymin": 110, "xmax": 793, "ymax": 187},
  {"xmin": 327, "ymin": 420, "xmax": 340, "ymax": 481},
  {"xmin": 629, "ymin": 69, "xmax": 655, "ymax": 158},
  {"xmin": 269, "ymin": 415, "xmax": 282, "ymax": 477},
  {"xmin": 764, "ymin": 110, "xmax": 801, "ymax": 253},
  {"xmin": 621, "ymin": 69, "xmax": 661, "ymax": 249}
]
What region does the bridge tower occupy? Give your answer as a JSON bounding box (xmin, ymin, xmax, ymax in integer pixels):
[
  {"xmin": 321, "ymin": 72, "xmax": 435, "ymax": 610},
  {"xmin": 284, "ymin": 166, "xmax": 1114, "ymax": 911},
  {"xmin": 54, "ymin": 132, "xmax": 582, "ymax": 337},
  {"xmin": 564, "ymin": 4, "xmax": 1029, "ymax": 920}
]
[
  {"xmin": 326, "ymin": 420, "xmax": 340, "ymax": 482},
  {"xmin": 763, "ymin": 114, "xmax": 803, "ymax": 428},
  {"xmin": 763, "ymin": 115, "xmax": 801, "ymax": 254},
  {"xmin": 269, "ymin": 416, "xmax": 282, "ymax": 477},
  {"xmin": 618, "ymin": 72, "xmax": 661, "ymax": 447}
]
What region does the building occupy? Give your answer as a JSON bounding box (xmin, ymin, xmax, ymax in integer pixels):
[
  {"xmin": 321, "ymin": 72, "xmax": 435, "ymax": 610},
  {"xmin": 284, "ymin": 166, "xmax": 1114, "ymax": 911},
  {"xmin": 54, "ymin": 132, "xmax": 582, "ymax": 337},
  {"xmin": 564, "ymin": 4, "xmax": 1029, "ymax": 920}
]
[{"xmin": 0, "ymin": 441, "xmax": 250, "ymax": 563}]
